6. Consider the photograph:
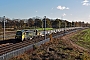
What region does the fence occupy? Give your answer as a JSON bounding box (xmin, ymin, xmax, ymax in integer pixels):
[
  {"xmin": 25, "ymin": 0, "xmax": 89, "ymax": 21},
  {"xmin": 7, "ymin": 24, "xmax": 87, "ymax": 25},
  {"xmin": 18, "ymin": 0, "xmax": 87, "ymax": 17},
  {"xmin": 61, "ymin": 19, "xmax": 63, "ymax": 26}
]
[{"xmin": 0, "ymin": 38, "xmax": 51, "ymax": 60}]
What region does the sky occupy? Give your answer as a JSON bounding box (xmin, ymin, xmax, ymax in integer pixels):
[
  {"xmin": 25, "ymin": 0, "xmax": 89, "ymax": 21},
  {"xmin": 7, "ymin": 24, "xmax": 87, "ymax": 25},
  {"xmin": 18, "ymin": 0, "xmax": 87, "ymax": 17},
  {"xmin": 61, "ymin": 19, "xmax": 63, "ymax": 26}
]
[{"xmin": 0, "ymin": 0, "xmax": 90, "ymax": 23}]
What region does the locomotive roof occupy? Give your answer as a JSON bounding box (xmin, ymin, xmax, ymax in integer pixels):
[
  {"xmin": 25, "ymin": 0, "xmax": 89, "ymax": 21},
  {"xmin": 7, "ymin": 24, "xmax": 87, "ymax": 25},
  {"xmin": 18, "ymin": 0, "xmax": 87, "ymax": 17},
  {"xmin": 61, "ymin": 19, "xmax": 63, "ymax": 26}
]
[
  {"xmin": 25, "ymin": 30, "xmax": 34, "ymax": 33},
  {"xmin": 16, "ymin": 30, "xmax": 25, "ymax": 32}
]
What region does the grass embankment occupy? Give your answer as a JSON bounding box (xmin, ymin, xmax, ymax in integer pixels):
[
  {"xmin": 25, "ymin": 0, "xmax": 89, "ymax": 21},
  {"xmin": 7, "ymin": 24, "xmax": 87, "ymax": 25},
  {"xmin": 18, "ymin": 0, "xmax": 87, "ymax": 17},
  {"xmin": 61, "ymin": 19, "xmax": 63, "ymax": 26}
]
[
  {"xmin": 71, "ymin": 28, "xmax": 90, "ymax": 50},
  {"xmin": 9, "ymin": 39, "xmax": 90, "ymax": 60}
]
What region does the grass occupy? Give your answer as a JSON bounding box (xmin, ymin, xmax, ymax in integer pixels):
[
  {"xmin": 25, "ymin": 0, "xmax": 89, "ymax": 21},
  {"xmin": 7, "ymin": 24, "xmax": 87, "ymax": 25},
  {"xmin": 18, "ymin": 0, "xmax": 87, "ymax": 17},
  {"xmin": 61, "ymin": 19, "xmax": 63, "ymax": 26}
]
[
  {"xmin": 71, "ymin": 28, "xmax": 90, "ymax": 49},
  {"xmin": 24, "ymin": 28, "xmax": 53, "ymax": 31},
  {"xmin": 36, "ymin": 28, "xmax": 53, "ymax": 31}
]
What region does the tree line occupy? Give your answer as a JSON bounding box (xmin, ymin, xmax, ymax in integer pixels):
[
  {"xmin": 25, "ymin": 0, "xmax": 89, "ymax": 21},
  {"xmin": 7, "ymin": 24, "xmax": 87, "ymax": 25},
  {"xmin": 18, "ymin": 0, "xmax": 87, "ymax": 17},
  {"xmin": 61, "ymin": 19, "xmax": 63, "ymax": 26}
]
[{"xmin": 0, "ymin": 16, "xmax": 90, "ymax": 30}]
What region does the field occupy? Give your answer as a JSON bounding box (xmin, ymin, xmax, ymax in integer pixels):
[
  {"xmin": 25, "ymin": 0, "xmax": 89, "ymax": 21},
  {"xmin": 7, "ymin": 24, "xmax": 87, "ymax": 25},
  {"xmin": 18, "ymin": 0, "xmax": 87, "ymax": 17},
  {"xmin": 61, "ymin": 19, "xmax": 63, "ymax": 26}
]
[
  {"xmin": 36, "ymin": 28, "xmax": 53, "ymax": 31},
  {"xmin": 71, "ymin": 28, "xmax": 90, "ymax": 50},
  {"xmin": 9, "ymin": 28, "xmax": 90, "ymax": 60}
]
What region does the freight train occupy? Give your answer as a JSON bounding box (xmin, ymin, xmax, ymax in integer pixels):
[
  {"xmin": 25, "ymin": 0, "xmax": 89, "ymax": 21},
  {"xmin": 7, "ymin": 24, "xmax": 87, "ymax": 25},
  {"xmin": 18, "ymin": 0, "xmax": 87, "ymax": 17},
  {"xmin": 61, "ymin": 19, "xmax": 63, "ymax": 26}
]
[{"xmin": 15, "ymin": 27, "xmax": 84, "ymax": 41}]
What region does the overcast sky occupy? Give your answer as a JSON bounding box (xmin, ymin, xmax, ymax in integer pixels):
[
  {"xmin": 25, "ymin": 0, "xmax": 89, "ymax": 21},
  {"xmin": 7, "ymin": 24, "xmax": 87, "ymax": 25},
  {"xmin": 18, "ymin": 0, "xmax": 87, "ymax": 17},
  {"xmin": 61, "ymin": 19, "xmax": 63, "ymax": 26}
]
[{"xmin": 0, "ymin": 0, "xmax": 90, "ymax": 23}]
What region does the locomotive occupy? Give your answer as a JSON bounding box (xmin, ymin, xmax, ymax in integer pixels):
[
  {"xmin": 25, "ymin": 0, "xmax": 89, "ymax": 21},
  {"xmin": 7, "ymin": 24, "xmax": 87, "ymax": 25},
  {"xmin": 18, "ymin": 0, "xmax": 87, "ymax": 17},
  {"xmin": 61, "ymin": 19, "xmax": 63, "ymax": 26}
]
[{"xmin": 15, "ymin": 29, "xmax": 39, "ymax": 41}]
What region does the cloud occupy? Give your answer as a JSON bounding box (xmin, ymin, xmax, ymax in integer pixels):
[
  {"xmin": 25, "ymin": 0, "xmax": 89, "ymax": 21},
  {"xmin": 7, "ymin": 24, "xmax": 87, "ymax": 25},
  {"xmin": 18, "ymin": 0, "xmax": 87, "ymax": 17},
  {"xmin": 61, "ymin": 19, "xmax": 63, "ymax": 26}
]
[
  {"xmin": 51, "ymin": 8, "xmax": 54, "ymax": 10},
  {"xmin": 50, "ymin": 13, "xmax": 53, "ymax": 14},
  {"xmin": 83, "ymin": 0, "xmax": 89, "ymax": 3},
  {"xmin": 66, "ymin": 7, "xmax": 69, "ymax": 10},
  {"xmin": 63, "ymin": 13, "xmax": 66, "ymax": 16},
  {"xmin": 82, "ymin": 0, "xmax": 90, "ymax": 6},
  {"xmin": 70, "ymin": 14, "xmax": 72, "ymax": 15},
  {"xmin": 83, "ymin": 3, "xmax": 90, "ymax": 6},
  {"xmin": 57, "ymin": 6, "xmax": 69, "ymax": 10},
  {"xmin": 35, "ymin": 11, "xmax": 38, "ymax": 12},
  {"xmin": 88, "ymin": 15, "xmax": 90, "ymax": 19},
  {"xmin": 89, "ymin": 15, "xmax": 90, "ymax": 17}
]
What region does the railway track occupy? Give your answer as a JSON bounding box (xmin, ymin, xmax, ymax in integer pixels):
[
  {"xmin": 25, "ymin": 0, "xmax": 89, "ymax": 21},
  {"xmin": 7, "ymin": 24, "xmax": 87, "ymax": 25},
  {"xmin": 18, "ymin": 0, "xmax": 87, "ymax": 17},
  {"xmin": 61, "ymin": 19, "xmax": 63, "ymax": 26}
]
[{"xmin": 0, "ymin": 27, "xmax": 87, "ymax": 60}]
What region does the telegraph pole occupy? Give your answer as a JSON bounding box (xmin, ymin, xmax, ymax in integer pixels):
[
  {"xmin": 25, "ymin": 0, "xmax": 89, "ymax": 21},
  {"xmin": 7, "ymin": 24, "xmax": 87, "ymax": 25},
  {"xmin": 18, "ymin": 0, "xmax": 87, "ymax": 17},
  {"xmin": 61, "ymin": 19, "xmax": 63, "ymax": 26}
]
[
  {"xmin": 44, "ymin": 16, "xmax": 46, "ymax": 40},
  {"xmin": 42, "ymin": 18, "xmax": 43, "ymax": 30},
  {"xmin": 61, "ymin": 16, "xmax": 66, "ymax": 33},
  {"xmin": 59, "ymin": 20, "xmax": 60, "ymax": 29},
  {"xmin": 3, "ymin": 16, "xmax": 5, "ymax": 40},
  {"xmin": 64, "ymin": 20, "xmax": 66, "ymax": 33},
  {"xmin": 74, "ymin": 21, "xmax": 75, "ymax": 29},
  {"xmin": 61, "ymin": 16, "xmax": 63, "ymax": 31}
]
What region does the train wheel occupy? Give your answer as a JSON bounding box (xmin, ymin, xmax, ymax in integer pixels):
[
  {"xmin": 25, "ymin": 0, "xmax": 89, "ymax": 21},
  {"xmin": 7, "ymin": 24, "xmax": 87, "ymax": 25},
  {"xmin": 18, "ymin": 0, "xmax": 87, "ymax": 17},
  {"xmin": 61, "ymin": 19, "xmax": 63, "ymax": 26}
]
[{"xmin": 27, "ymin": 38, "xmax": 30, "ymax": 40}]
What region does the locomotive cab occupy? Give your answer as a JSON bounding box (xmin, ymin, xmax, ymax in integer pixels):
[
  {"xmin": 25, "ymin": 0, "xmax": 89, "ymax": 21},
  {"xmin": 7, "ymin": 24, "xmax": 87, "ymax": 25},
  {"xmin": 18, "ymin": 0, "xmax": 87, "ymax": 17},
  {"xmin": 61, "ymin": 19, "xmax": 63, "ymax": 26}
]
[{"xmin": 15, "ymin": 30, "xmax": 25, "ymax": 41}]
